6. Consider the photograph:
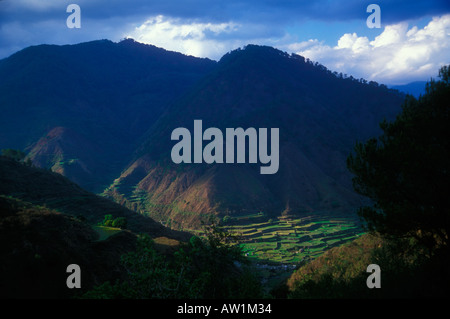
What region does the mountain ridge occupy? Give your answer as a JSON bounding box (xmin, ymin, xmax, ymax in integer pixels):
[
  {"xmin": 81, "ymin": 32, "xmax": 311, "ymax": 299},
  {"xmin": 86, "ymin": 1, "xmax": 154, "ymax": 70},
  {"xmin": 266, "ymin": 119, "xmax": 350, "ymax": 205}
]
[
  {"xmin": 103, "ymin": 44, "xmax": 405, "ymax": 229},
  {"xmin": 0, "ymin": 38, "xmax": 217, "ymax": 192},
  {"xmin": 0, "ymin": 156, "xmax": 191, "ymax": 241},
  {"xmin": 0, "ymin": 40, "xmax": 406, "ymax": 229},
  {"xmin": 389, "ymin": 81, "xmax": 427, "ymax": 98}
]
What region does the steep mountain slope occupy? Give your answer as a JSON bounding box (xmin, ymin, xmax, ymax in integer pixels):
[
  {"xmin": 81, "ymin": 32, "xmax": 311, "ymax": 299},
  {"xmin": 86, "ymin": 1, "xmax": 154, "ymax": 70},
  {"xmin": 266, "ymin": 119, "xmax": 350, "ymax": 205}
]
[
  {"xmin": 25, "ymin": 127, "xmax": 101, "ymax": 189},
  {"xmin": 104, "ymin": 45, "xmax": 405, "ymax": 229},
  {"xmin": 0, "ymin": 156, "xmax": 190, "ymax": 241},
  {"xmin": 0, "ymin": 39, "xmax": 216, "ymax": 192}
]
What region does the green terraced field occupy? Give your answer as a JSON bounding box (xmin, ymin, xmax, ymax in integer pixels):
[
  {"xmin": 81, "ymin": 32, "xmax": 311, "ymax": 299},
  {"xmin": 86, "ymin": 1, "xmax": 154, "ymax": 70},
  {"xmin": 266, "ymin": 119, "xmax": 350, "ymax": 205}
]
[{"xmin": 224, "ymin": 214, "xmax": 364, "ymax": 265}]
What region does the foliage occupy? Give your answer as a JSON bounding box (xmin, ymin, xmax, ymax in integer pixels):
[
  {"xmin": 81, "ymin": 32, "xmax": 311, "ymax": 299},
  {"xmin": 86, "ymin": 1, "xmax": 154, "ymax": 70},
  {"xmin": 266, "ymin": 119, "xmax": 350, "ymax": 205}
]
[
  {"xmin": 0, "ymin": 195, "xmax": 133, "ymax": 299},
  {"xmin": 99, "ymin": 214, "xmax": 127, "ymax": 229},
  {"xmin": 173, "ymin": 219, "xmax": 263, "ymax": 298},
  {"xmin": 82, "ymin": 221, "xmax": 264, "ymax": 299},
  {"xmin": 347, "ymin": 65, "xmax": 450, "ymax": 252},
  {"xmin": 287, "ymin": 66, "xmax": 450, "ymax": 299},
  {"xmin": 1, "ymin": 149, "xmax": 26, "ymax": 162},
  {"xmin": 287, "ymin": 233, "xmax": 450, "ymax": 298},
  {"xmin": 287, "ymin": 233, "xmax": 381, "ymax": 298}
]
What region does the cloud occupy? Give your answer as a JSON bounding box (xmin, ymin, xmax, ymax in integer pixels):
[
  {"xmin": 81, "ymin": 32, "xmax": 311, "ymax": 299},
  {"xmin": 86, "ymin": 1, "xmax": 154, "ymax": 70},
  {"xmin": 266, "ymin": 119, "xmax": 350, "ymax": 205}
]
[
  {"xmin": 2, "ymin": 0, "xmax": 449, "ymax": 25},
  {"xmin": 125, "ymin": 15, "xmax": 239, "ymax": 59},
  {"xmin": 125, "ymin": 15, "xmax": 290, "ymax": 60},
  {"xmin": 290, "ymin": 14, "xmax": 450, "ymax": 84},
  {"xmin": 127, "ymin": 13, "xmax": 450, "ymax": 84}
]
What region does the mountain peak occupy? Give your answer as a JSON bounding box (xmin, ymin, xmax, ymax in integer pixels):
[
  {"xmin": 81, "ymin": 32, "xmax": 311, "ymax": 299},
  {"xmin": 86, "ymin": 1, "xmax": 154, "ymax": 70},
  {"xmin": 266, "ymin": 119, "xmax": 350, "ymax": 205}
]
[
  {"xmin": 219, "ymin": 44, "xmax": 297, "ymax": 66},
  {"xmin": 107, "ymin": 42, "xmax": 405, "ymax": 228},
  {"xmin": 0, "ymin": 38, "xmax": 217, "ymax": 191}
]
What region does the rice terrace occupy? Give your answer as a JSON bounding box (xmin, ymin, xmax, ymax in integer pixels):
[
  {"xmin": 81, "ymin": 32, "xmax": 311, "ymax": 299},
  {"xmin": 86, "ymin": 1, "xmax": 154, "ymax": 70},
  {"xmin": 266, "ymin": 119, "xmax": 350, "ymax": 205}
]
[
  {"xmin": 228, "ymin": 213, "xmax": 363, "ymax": 263},
  {"xmin": 204, "ymin": 211, "xmax": 365, "ymax": 289}
]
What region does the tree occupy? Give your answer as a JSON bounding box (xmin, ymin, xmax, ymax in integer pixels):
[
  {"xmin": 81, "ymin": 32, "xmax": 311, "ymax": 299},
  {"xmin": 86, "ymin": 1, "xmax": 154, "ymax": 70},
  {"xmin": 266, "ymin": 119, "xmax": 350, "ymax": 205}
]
[
  {"xmin": 1, "ymin": 149, "xmax": 26, "ymax": 162},
  {"xmin": 101, "ymin": 214, "xmax": 113, "ymax": 227},
  {"xmin": 347, "ymin": 65, "xmax": 450, "ymax": 252},
  {"xmin": 99, "ymin": 214, "xmax": 127, "ymax": 229},
  {"xmin": 111, "ymin": 217, "xmax": 127, "ymax": 229},
  {"xmin": 172, "ymin": 219, "xmax": 262, "ymax": 298},
  {"xmin": 82, "ymin": 221, "xmax": 264, "ymax": 299}
]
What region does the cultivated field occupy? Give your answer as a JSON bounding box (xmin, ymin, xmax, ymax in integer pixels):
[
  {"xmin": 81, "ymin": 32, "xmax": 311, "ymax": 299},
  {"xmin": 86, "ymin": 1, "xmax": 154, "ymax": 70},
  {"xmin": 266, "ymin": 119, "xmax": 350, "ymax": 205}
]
[
  {"xmin": 221, "ymin": 212, "xmax": 364, "ymax": 290},
  {"xmin": 224, "ymin": 213, "xmax": 364, "ymax": 265}
]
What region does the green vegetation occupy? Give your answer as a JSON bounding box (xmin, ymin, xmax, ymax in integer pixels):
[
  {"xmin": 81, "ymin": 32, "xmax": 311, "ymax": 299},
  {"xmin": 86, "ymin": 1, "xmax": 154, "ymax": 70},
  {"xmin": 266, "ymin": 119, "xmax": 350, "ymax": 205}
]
[
  {"xmin": 0, "ymin": 195, "xmax": 135, "ymax": 299},
  {"xmin": 286, "ymin": 233, "xmax": 439, "ymax": 298},
  {"xmin": 82, "ymin": 222, "xmax": 264, "ymax": 299},
  {"xmin": 347, "ymin": 65, "xmax": 450, "ymax": 251},
  {"xmin": 225, "ymin": 214, "xmax": 363, "ymax": 264},
  {"xmin": 215, "ymin": 213, "xmax": 363, "ymax": 292},
  {"xmin": 98, "ymin": 214, "xmax": 127, "ymax": 229},
  {"xmin": 0, "ymin": 156, "xmax": 188, "ymax": 244},
  {"xmin": 2, "ymin": 43, "xmax": 447, "ymax": 299},
  {"xmin": 287, "ymin": 65, "xmax": 450, "ymax": 298}
]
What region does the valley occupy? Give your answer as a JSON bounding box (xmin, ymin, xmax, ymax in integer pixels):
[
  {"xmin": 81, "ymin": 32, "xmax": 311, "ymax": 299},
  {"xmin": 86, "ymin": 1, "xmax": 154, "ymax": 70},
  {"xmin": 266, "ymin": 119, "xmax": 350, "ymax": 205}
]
[
  {"xmin": 184, "ymin": 211, "xmax": 364, "ymax": 290},
  {"xmin": 0, "ymin": 40, "xmax": 407, "ymax": 298}
]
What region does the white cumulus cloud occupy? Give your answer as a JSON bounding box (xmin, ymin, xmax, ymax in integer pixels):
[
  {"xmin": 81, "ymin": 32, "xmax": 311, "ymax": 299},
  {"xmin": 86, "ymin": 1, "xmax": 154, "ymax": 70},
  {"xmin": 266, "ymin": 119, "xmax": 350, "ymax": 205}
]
[
  {"xmin": 291, "ymin": 15, "xmax": 450, "ymax": 85},
  {"xmin": 125, "ymin": 15, "xmax": 243, "ymax": 59},
  {"xmin": 125, "ymin": 14, "xmax": 293, "ymax": 60}
]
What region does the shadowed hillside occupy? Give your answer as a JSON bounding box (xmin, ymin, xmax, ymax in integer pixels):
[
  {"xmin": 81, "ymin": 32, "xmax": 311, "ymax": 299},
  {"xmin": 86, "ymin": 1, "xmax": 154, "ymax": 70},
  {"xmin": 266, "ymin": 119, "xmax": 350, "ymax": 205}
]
[
  {"xmin": 0, "ymin": 155, "xmax": 194, "ymax": 298},
  {"xmin": 0, "ymin": 156, "xmax": 190, "ymax": 241},
  {"xmin": 0, "ymin": 195, "xmax": 139, "ymax": 298}
]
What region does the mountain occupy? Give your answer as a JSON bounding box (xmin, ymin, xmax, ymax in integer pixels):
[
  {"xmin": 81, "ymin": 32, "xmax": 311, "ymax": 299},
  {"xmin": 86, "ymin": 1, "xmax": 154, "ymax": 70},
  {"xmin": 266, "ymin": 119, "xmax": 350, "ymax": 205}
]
[
  {"xmin": 390, "ymin": 81, "xmax": 427, "ymax": 98},
  {"xmin": 0, "ymin": 155, "xmax": 192, "ymax": 298},
  {"xmin": 0, "ymin": 156, "xmax": 190, "ymax": 241},
  {"xmin": 25, "ymin": 126, "xmax": 101, "ymax": 189},
  {"xmin": 1, "ymin": 40, "xmax": 406, "ymax": 230},
  {"xmin": 0, "ymin": 39, "xmax": 216, "ymax": 192},
  {"xmin": 104, "ymin": 45, "xmax": 406, "ymax": 229}
]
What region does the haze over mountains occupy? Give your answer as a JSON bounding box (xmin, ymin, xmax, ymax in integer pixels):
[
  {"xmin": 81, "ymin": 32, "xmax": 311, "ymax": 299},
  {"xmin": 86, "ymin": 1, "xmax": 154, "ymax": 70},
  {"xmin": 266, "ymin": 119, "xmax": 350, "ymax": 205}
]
[
  {"xmin": 390, "ymin": 81, "xmax": 427, "ymax": 98},
  {"xmin": 0, "ymin": 39, "xmax": 405, "ymax": 229}
]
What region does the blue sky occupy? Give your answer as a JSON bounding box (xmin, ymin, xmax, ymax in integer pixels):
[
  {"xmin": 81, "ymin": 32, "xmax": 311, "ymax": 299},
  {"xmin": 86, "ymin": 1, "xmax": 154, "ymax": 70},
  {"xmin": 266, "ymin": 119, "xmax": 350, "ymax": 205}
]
[{"xmin": 0, "ymin": 0, "xmax": 449, "ymax": 84}]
